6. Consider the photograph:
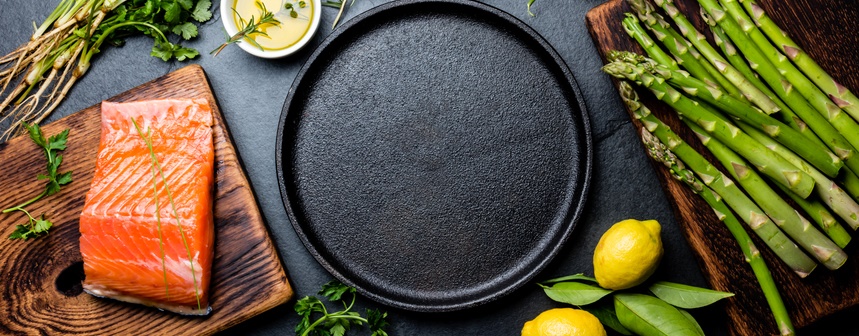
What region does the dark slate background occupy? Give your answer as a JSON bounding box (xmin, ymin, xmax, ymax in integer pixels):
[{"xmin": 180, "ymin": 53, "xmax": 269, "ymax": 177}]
[{"xmin": 1, "ymin": 0, "xmax": 854, "ymax": 334}]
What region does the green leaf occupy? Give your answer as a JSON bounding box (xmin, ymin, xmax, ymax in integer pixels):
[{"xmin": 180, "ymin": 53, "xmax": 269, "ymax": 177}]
[
  {"xmin": 9, "ymin": 225, "xmax": 31, "ymax": 240},
  {"xmin": 50, "ymin": 154, "xmax": 63, "ymax": 176},
  {"xmin": 295, "ymin": 296, "xmax": 325, "ymax": 315},
  {"xmin": 142, "ymin": 0, "xmax": 156, "ymax": 16},
  {"xmin": 614, "ymin": 293, "xmax": 704, "ymax": 336},
  {"xmin": 367, "ymin": 309, "xmax": 390, "ymax": 334},
  {"xmin": 294, "ymin": 296, "xmax": 325, "ymax": 334},
  {"xmin": 319, "ymin": 281, "xmax": 355, "ymax": 301},
  {"xmin": 44, "ymin": 181, "xmax": 62, "ymax": 197},
  {"xmin": 56, "ymin": 171, "xmax": 73, "ymax": 185},
  {"xmin": 648, "ymin": 281, "xmax": 734, "ymax": 309},
  {"xmin": 33, "ymin": 217, "xmax": 53, "ymax": 234},
  {"xmin": 541, "ymin": 273, "xmax": 598, "ymax": 285},
  {"xmin": 24, "ymin": 123, "xmax": 46, "ymax": 147},
  {"xmin": 176, "ymin": 0, "xmax": 193, "ymax": 10},
  {"xmin": 678, "ymin": 309, "xmax": 705, "ymax": 335},
  {"xmin": 173, "ymin": 47, "xmax": 199, "ymax": 61},
  {"xmin": 47, "ymin": 129, "xmax": 69, "ymax": 151},
  {"xmin": 191, "ymin": 0, "xmax": 212, "ymax": 22},
  {"xmin": 151, "ymin": 40, "xmax": 176, "ymax": 61},
  {"xmin": 541, "ymin": 281, "xmax": 613, "ymax": 306},
  {"xmin": 584, "ymin": 304, "xmax": 633, "ymax": 335},
  {"xmin": 172, "ymin": 22, "xmax": 198, "ymax": 40},
  {"xmin": 329, "ymin": 323, "xmax": 346, "ymax": 336},
  {"xmin": 163, "ymin": 2, "xmax": 181, "ymax": 23}
]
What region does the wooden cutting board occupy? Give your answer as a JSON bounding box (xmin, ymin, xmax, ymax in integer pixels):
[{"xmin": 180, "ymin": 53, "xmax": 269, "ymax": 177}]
[
  {"xmin": 0, "ymin": 65, "xmax": 293, "ymax": 335},
  {"xmin": 587, "ymin": 0, "xmax": 859, "ymax": 335}
]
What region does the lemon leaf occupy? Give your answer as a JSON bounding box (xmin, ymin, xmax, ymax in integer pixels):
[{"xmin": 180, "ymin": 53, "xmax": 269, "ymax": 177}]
[
  {"xmin": 614, "ymin": 293, "xmax": 704, "ymax": 336},
  {"xmin": 648, "ymin": 281, "xmax": 733, "ymax": 309},
  {"xmin": 584, "ymin": 303, "xmax": 633, "ymax": 335},
  {"xmin": 541, "ymin": 273, "xmax": 598, "ymax": 285},
  {"xmin": 540, "ymin": 282, "xmax": 613, "ymax": 306},
  {"xmin": 678, "ymin": 308, "xmax": 705, "ymax": 335}
]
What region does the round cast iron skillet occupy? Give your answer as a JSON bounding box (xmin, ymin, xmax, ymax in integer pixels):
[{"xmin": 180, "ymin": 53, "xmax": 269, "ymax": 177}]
[{"xmin": 276, "ymin": 0, "xmax": 593, "ymax": 312}]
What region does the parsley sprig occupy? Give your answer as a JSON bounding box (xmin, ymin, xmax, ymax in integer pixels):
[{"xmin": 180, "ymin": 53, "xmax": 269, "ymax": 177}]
[
  {"xmin": 3, "ymin": 123, "xmax": 72, "ymax": 240},
  {"xmin": 295, "ymin": 281, "xmax": 390, "ymax": 336}
]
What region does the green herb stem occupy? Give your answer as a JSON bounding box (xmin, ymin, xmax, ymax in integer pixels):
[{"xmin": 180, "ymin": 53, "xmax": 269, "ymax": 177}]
[
  {"xmin": 211, "ymin": 1, "xmax": 280, "ymax": 56},
  {"xmin": 2, "ymin": 190, "xmax": 48, "ymax": 214},
  {"xmin": 132, "ymin": 119, "xmax": 170, "ymax": 300},
  {"xmin": 131, "ymin": 117, "xmax": 202, "ymax": 311}
]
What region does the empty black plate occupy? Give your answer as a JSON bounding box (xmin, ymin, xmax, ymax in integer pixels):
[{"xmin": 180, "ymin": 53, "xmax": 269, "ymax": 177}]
[{"xmin": 276, "ymin": 0, "xmax": 592, "ymax": 312}]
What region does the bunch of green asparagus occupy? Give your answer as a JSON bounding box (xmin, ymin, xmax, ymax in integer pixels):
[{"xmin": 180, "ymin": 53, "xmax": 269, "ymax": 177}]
[{"xmin": 604, "ymin": 0, "xmax": 859, "ymax": 334}]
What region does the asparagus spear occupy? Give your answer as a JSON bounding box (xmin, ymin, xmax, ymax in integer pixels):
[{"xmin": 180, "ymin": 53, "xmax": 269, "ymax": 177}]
[
  {"xmin": 618, "ymin": 81, "xmax": 816, "ymax": 277},
  {"xmin": 647, "ymin": 0, "xmax": 780, "ymax": 116},
  {"xmin": 638, "ymin": 124, "xmax": 794, "ymax": 336},
  {"xmin": 703, "ymin": 0, "xmax": 859, "ymax": 158},
  {"xmin": 742, "ymin": 125, "xmax": 859, "ymax": 231},
  {"xmin": 624, "ymin": 55, "xmax": 843, "ymax": 178},
  {"xmin": 656, "ymin": 0, "xmax": 859, "ymax": 172},
  {"xmin": 605, "ymin": 59, "xmax": 816, "ymax": 198},
  {"xmin": 621, "ymin": 14, "xmax": 678, "ymax": 71},
  {"xmin": 686, "ymin": 121, "xmax": 847, "ymax": 269},
  {"xmin": 702, "ymin": 4, "xmax": 859, "ymax": 201},
  {"xmin": 772, "ymin": 181, "xmax": 851, "ymax": 248},
  {"xmin": 623, "ymin": 1, "xmax": 743, "ymax": 100},
  {"xmin": 704, "ymin": 11, "xmax": 829, "ymax": 151},
  {"xmin": 741, "ymin": 0, "xmax": 859, "ymax": 123}
]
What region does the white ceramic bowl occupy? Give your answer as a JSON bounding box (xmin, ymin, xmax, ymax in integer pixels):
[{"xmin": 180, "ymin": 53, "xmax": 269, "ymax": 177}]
[{"xmin": 220, "ymin": 0, "xmax": 321, "ymax": 58}]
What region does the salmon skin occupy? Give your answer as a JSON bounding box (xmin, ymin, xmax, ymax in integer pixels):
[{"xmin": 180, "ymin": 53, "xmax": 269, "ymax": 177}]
[{"xmin": 80, "ymin": 99, "xmax": 215, "ymax": 315}]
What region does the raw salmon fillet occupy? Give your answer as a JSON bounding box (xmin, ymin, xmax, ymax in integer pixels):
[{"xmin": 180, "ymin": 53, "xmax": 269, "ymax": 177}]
[{"xmin": 79, "ymin": 99, "xmax": 215, "ymax": 315}]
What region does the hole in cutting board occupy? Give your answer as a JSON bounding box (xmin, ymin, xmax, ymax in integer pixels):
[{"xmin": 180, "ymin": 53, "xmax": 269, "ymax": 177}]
[{"xmin": 55, "ymin": 261, "xmax": 85, "ymax": 297}]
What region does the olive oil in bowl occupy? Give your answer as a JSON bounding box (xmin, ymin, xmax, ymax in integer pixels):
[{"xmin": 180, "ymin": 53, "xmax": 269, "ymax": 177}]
[{"xmin": 221, "ymin": 0, "xmax": 320, "ymax": 58}]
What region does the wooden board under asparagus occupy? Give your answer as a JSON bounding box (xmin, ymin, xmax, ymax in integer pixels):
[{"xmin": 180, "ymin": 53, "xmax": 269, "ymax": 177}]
[{"xmin": 587, "ymin": 0, "xmax": 859, "ymax": 335}]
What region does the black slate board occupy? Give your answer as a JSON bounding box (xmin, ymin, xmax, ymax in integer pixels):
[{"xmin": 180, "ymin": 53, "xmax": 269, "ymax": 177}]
[{"xmin": 276, "ymin": 0, "xmax": 592, "ymax": 312}]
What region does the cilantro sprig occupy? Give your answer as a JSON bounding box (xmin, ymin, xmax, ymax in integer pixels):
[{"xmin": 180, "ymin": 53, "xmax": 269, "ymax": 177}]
[
  {"xmin": 3, "ymin": 123, "xmax": 72, "ymax": 240},
  {"xmin": 295, "ymin": 281, "xmax": 390, "ymax": 336},
  {"xmin": 92, "ymin": 0, "xmax": 213, "ymax": 62}
]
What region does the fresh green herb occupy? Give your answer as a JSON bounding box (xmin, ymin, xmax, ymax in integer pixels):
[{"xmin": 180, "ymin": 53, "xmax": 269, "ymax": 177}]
[
  {"xmin": 295, "ymin": 281, "xmax": 390, "ymax": 336},
  {"xmin": 527, "ymin": 0, "xmax": 537, "ymax": 16},
  {"xmin": 132, "ymin": 120, "xmax": 170, "ymax": 299},
  {"xmin": 131, "ymin": 118, "xmax": 202, "ymax": 310},
  {"xmin": 0, "ymin": 0, "xmax": 213, "ymax": 141},
  {"xmin": 322, "ymin": 0, "xmax": 356, "ymax": 29},
  {"xmin": 211, "ymin": 1, "xmax": 281, "ymax": 56},
  {"xmin": 3, "ymin": 122, "xmax": 72, "ymax": 240}
]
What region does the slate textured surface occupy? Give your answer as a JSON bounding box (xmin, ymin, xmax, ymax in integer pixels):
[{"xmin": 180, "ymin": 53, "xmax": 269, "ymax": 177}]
[{"xmin": 0, "ymin": 0, "xmax": 853, "ymax": 334}]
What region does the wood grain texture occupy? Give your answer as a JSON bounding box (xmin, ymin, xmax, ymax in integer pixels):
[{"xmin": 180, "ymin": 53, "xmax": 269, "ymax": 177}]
[
  {"xmin": 0, "ymin": 65, "xmax": 293, "ymax": 335},
  {"xmin": 587, "ymin": 0, "xmax": 859, "ymax": 335}
]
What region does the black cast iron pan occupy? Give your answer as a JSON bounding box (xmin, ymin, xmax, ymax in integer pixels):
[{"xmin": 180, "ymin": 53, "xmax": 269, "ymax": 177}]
[{"xmin": 276, "ymin": 0, "xmax": 593, "ymax": 312}]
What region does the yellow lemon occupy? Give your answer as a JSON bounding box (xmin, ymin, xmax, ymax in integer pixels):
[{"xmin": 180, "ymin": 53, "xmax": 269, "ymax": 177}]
[
  {"xmin": 593, "ymin": 219, "xmax": 663, "ymax": 290},
  {"xmin": 522, "ymin": 308, "xmax": 606, "ymax": 336}
]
